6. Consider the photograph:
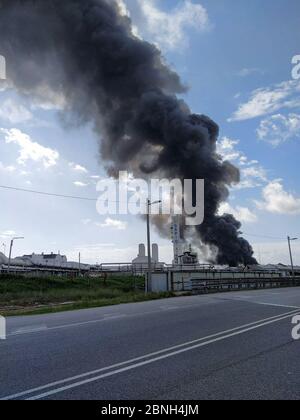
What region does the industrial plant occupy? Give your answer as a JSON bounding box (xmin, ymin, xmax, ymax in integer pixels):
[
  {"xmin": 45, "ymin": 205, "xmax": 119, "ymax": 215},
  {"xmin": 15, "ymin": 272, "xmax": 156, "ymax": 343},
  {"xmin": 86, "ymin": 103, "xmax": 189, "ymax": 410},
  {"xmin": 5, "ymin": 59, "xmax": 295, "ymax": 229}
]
[{"xmin": 1, "ymin": 217, "xmax": 299, "ymax": 295}]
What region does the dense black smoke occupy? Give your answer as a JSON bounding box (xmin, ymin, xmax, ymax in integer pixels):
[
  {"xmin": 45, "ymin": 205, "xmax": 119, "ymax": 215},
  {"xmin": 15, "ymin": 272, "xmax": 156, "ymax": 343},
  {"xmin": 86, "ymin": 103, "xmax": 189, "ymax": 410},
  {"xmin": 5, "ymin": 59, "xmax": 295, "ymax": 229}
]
[{"xmin": 0, "ymin": 0, "xmax": 257, "ymax": 266}]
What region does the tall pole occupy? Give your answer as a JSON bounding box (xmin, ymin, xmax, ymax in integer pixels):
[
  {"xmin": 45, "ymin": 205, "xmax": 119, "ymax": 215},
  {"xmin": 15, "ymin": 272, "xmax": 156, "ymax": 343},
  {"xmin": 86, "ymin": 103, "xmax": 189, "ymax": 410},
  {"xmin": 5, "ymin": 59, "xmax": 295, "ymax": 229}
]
[
  {"xmin": 146, "ymin": 199, "xmax": 152, "ymax": 293},
  {"xmin": 145, "ymin": 199, "xmax": 161, "ymax": 293},
  {"xmin": 78, "ymin": 252, "xmax": 81, "ymax": 276},
  {"xmin": 7, "ymin": 239, "xmax": 13, "ymax": 274},
  {"xmin": 288, "ymin": 236, "xmax": 295, "ymax": 281},
  {"xmin": 7, "ymin": 237, "xmax": 24, "ymax": 274}
]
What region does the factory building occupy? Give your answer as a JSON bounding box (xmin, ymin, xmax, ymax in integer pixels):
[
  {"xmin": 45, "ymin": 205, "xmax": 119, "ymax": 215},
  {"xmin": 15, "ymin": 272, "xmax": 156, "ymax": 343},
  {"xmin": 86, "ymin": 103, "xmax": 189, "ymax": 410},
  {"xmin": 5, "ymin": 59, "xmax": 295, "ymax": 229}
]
[
  {"xmin": 0, "ymin": 252, "xmax": 90, "ymax": 271},
  {"xmin": 177, "ymin": 246, "xmax": 199, "ymax": 266},
  {"xmin": 22, "ymin": 253, "xmax": 67, "ymax": 266},
  {"xmin": 171, "ymin": 216, "xmax": 199, "ymax": 266}
]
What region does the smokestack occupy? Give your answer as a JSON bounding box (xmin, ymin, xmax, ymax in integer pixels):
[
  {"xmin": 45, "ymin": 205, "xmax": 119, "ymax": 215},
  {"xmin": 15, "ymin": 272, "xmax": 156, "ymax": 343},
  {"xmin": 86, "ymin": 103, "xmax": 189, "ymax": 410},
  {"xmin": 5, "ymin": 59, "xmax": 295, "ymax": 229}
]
[
  {"xmin": 0, "ymin": 0, "xmax": 257, "ymax": 267},
  {"xmin": 152, "ymin": 244, "xmax": 159, "ymax": 263},
  {"xmin": 138, "ymin": 244, "xmax": 146, "ymax": 258}
]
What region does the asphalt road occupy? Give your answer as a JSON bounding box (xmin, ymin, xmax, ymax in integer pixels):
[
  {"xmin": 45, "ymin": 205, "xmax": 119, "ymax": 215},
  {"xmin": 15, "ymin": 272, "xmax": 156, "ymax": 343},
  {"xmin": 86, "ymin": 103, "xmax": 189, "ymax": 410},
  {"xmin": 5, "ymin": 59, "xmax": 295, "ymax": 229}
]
[{"xmin": 1, "ymin": 288, "xmax": 300, "ymax": 400}]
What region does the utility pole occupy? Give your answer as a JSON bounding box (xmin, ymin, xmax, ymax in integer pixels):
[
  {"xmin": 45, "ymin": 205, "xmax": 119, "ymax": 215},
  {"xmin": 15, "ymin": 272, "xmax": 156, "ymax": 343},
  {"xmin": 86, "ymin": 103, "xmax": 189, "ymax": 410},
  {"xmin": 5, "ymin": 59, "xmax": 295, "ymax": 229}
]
[
  {"xmin": 146, "ymin": 199, "xmax": 161, "ymax": 293},
  {"xmin": 288, "ymin": 236, "xmax": 298, "ymax": 282},
  {"xmin": 8, "ymin": 237, "xmax": 24, "ymax": 273},
  {"xmin": 78, "ymin": 252, "xmax": 81, "ymax": 277},
  {"xmin": 146, "ymin": 200, "xmax": 151, "ymax": 294}
]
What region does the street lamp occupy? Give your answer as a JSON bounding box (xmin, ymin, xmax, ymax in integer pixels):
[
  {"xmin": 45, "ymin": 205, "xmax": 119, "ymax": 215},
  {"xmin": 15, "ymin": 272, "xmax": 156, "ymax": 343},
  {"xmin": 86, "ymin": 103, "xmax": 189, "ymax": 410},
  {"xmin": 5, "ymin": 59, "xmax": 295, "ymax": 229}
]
[
  {"xmin": 8, "ymin": 237, "xmax": 24, "ymax": 273},
  {"xmin": 146, "ymin": 199, "xmax": 162, "ymax": 293},
  {"xmin": 287, "ymin": 236, "xmax": 298, "ymax": 281}
]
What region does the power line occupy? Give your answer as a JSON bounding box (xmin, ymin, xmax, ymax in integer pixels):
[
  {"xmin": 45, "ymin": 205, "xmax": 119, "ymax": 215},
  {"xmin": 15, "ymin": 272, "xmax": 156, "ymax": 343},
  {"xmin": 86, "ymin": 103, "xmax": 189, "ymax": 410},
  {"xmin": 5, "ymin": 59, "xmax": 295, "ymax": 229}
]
[
  {"xmin": 0, "ymin": 185, "xmax": 120, "ymax": 203},
  {"xmin": 0, "ymin": 185, "xmax": 298, "ymax": 241},
  {"xmin": 242, "ymin": 232, "xmax": 287, "ymax": 241},
  {"xmin": 0, "ymin": 184, "xmax": 156, "ymax": 206},
  {"xmin": 0, "ymin": 185, "xmax": 97, "ymax": 201}
]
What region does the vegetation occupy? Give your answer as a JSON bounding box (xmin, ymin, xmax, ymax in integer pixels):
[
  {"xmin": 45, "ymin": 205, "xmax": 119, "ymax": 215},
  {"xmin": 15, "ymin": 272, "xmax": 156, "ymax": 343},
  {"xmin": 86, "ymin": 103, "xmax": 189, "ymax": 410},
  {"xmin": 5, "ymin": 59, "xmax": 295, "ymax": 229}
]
[{"xmin": 0, "ymin": 274, "xmax": 175, "ymax": 316}]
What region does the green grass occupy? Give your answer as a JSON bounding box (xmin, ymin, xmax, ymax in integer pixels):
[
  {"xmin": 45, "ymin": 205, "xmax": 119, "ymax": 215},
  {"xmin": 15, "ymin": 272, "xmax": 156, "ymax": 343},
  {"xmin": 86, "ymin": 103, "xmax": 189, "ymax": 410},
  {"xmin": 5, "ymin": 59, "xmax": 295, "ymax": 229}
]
[{"xmin": 0, "ymin": 274, "xmax": 175, "ymax": 316}]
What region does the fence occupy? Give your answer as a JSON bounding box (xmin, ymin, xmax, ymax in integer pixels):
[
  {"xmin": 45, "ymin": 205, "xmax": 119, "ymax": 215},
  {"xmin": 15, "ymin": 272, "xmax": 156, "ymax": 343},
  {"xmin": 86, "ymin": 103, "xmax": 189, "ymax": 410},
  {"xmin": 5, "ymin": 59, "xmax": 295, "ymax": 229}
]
[
  {"xmin": 171, "ymin": 276, "xmax": 300, "ymax": 294},
  {"xmin": 149, "ymin": 270, "xmax": 300, "ymax": 293}
]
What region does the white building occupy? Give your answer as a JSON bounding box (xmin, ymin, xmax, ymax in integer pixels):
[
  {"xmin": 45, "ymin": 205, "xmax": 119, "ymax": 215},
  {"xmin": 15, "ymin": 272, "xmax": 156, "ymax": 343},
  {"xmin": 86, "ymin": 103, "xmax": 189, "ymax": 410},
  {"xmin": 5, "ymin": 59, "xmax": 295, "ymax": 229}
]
[
  {"xmin": 22, "ymin": 253, "xmax": 67, "ymax": 266},
  {"xmin": 0, "ymin": 252, "xmax": 90, "ymax": 270}
]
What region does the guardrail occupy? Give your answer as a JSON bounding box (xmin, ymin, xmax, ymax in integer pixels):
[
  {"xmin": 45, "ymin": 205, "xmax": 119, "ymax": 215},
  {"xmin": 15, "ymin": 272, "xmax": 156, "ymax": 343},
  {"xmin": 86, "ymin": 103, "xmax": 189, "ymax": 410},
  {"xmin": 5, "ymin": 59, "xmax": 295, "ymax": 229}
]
[{"xmin": 172, "ymin": 277, "xmax": 300, "ymax": 294}]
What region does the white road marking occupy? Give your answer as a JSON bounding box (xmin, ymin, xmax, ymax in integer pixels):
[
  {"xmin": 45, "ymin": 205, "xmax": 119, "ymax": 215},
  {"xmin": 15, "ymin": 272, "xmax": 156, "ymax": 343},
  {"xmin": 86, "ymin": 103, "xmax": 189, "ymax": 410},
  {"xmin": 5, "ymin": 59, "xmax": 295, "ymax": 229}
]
[
  {"xmin": 6, "ymin": 296, "xmax": 300, "ymax": 338},
  {"xmin": 12, "ymin": 325, "xmax": 48, "ymax": 335},
  {"xmin": 2, "ymin": 307, "xmax": 299, "ymax": 401},
  {"xmin": 220, "ymin": 296, "xmax": 300, "ymax": 310},
  {"xmin": 9, "ymin": 315, "xmax": 126, "ymax": 337},
  {"xmin": 249, "ymin": 302, "xmax": 300, "ymax": 309},
  {"xmin": 5, "ymin": 303, "xmax": 212, "ymax": 337},
  {"xmin": 160, "ymin": 306, "xmax": 181, "ymax": 311},
  {"xmin": 27, "ymin": 310, "xmax": 300, "ymax": 400}
]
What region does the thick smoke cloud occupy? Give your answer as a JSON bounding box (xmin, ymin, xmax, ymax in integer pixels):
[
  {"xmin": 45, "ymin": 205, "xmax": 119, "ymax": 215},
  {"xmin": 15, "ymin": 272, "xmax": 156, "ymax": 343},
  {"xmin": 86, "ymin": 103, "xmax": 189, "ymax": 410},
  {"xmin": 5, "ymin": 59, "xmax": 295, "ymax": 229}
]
[{"xmin": 0, "ymin": 0, "xmax": 257, "ymax": 266}]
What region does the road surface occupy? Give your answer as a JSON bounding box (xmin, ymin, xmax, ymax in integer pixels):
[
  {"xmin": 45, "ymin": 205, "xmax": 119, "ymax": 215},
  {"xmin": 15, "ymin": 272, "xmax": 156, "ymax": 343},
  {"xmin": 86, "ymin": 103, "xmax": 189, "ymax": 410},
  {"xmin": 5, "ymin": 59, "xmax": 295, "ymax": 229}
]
[{"xmin": 1, "ymin": 288, "xmax": 300, "ymax": 400}]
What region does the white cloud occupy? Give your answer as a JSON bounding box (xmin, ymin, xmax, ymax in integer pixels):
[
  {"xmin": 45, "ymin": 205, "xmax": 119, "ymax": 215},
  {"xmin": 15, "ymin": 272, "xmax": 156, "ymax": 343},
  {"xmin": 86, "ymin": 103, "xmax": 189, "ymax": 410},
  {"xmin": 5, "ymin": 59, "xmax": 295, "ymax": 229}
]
[
  {"xmin": 217, "ymin": 137, "xmax": 241, "ymax": 162},
  {"xmin": 0, "ymin": 162, "xmax": 16, "ymax": 173},
  {"xmin": 97, "ymin": 218, "xmax": 128, "ymax": 231},
  {"xmin": 73, "ymin": 181, "xmax": 89, "ymax": 188},
  {"xmin": 257, "ymin": 113, "xmax": 300, "ymax": 147},
  {"xmin": 234, "ymin": 179, "xmax": 263, "ymax": 190},
  {"xmin": 136, "ymin": 0, "xmax": 210, "ymax": 50},
  {"xmin": 255, "ymin": 180, "xmax": 300, "ymax": 215},
  {"xmin": 229, "ymin": 80, "xmax": 300, "ymax": 122},
  {"xmin": 116, "ymin": 0, "xmax": 130, "ymax": 16},
  {"xmin": 0, "ymin": 128, "xmax": 59, "ymax": 168},
  {"xmin": 242, "ymin": 166, "xmax": 267, "ymax": 182},
  {"xmin": 116, "ymin": 0, "xmax": 140, "ymax": 37},
  {"xmin": 237, "ymin": 68, "xmax": 264, "ymax": 77},
  {"xmin": 219, "ymin": 202, "xmax": 257, "ymax": 223},
  {"xmin": 217, "ymin": 137, "xmax": 268, "ymax": 190},
  {"xmin": 0, "ymin": 98, "xmax": 33, "ymax": 124},
  {"xmin": 69, "ymin": 162, "xmax": 88, "ymax": 173}
]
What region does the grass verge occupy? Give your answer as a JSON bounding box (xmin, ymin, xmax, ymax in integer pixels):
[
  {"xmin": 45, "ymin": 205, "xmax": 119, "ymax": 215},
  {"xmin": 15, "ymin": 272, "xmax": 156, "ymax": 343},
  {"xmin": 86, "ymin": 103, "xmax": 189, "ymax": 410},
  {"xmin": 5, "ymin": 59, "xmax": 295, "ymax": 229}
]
[{"xmin": 0, "ymin": 274, "xmax": 175, "ymax": 317}]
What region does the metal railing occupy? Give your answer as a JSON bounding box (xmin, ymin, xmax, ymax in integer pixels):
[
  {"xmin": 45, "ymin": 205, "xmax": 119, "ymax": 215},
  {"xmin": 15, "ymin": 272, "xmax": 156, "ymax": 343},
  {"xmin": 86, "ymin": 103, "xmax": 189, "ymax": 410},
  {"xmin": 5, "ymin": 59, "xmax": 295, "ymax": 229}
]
[{"xmin": 172, "ymin": 276, "xmax": 300, "ymax": 293}]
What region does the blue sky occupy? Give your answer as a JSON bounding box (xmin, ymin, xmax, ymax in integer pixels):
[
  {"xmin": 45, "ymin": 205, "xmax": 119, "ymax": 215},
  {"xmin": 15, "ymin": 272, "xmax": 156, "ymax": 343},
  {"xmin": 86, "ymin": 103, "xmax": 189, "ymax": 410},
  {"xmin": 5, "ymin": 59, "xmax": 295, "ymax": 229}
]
[{"xmin": 0, "ymin": 0, "xmax": 300, "ymax": 265}]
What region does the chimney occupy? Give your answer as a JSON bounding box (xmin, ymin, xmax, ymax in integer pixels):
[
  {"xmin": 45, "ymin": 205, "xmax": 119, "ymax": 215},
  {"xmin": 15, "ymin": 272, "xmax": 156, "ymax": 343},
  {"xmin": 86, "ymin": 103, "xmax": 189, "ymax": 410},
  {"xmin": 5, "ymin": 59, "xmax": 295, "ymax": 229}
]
[
  {"xmin": 138, "ymin": 244, "xmax": 146, "ymax": 258},
  {"xmin": 152, "ymin": 244, "xmax": 159, "ymax": 263}
]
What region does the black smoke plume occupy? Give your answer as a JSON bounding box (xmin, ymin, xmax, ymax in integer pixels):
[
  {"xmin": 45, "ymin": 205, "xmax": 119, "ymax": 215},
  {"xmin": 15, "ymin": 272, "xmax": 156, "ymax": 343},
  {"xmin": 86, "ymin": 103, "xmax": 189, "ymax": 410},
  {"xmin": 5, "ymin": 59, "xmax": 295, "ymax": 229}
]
[{"xmin": 0, "ymin": 0, "xmax": 257, "ymax": 266}]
